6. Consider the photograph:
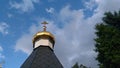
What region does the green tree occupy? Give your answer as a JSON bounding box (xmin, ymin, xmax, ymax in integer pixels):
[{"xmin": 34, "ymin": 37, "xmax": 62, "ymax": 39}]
[
  {"xmin": 95, "ymin": 11, "xmax": 120, "ymax": 68},
  {"xmin": 72, "ymin": 63, "xmax": 88, "ymax": 68},
  {"xmin": 72, "ymin": 62, "xmax": 79, "ymax": 68},
  {"xmin": 80, "ymin": 64, "xmax": 87, "ymax": 68}
]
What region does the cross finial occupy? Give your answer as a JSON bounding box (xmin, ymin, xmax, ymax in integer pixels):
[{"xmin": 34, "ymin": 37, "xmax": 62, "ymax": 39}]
[{"xmin": 42, "ymin": 21, "xmax": 48, "ymax": 31}]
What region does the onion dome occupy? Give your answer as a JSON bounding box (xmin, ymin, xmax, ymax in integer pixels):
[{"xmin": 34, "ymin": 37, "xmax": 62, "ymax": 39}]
[{"xmin": 32, "ymin": 21, "xmax": 55, "ymax": 47}]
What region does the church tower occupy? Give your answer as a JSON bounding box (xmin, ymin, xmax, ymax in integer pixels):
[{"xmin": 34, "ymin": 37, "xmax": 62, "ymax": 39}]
[{"xmin": 21, "ymin": 21, "xmax": 63, "ymax": 68}]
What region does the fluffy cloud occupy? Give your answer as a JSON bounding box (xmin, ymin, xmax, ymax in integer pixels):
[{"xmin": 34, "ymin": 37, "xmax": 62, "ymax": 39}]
[
  {"xmin": 54, "ymin": 5, "xmax": 98, "ymax": 68},
  {"xmin": 7, "ymin": 13, "xmax": 13, "ymax": 18},
  {"xmin": 0, "ymin": 22, "xmax": 9, "ymax": 35},
  {"xmin": 0, "ymin": 46, "xmax": 4, "ymax": 60},
  {"xmin": 0, "ymin": 54, "xmax": 4, "ymax": 60},
  {"xmin": 0, "ymin": 46, "xmax": 3, "ymax": 52},
  {"xmin": 46, "ymin": 7, "xmax": 55, "ymax": 14},
  {"xmin": 10, "ymin": 0, "xmax": 40, "ymax": 12},
  {"xmin": 95, "ymin": 0, "xmax": 120, "ymax": 13},
  {"xmin": 15, "ymin": 34, "xmax": 33, "ymax": 54},
  {"xmin": 84, "ymin": 0, "xmax": 97, "ymax": 10},
  {"xmin": 14, "ymin": 0, "xmax": 120, "ymax": 68},
  {"xmin": 15, "ymin": 24, "xmax": 40, "ymax": 54}
]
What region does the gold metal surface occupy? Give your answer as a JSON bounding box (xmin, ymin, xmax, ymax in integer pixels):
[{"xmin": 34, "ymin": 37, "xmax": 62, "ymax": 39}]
[
  {"xmin": 32, "ymin": 21, "xmax": 55, "ymax": 44},
  {"xmin": 33, "ymin": 31, "xmax": 55, "ymax": 43},
  {"xmin": 34, "ymin": 31, "xmax": 54, "ymax": 39}
]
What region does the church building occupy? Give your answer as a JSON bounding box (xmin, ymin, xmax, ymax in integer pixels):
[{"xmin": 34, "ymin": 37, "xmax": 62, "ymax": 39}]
[{"xmin": 21, "ymin": 21, "xmax": 63, "ymax": 68}]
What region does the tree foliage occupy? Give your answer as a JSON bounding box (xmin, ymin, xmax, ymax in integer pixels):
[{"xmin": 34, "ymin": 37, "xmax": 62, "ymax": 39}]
[
  {"xmin": 72, "ymin": 63, "xmax": 88, "ymax": 68},
  {"xmin": 72, "ymin": 62, "xmax": 79, "ymax": 68},
  {"xmin": 95, "ymin": 11, "xmax": 120, "ymax": 68}
]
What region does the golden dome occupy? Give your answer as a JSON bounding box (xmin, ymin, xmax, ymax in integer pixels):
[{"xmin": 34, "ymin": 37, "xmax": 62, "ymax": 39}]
[
  {"xmin": 33, "ymin": 21, "xmax": 55, "ymax": 45},
  {"xmin": 33, "ymin": 31, "xmax": 55, "ymax": 44}
]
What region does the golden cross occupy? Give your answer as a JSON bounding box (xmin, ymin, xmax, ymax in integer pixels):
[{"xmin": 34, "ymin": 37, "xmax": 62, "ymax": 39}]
[{"xmin": 42, "ymin": 21, "xmax": 48, "ymax": 31}]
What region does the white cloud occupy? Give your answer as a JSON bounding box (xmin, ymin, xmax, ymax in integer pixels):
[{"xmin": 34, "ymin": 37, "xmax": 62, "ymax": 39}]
[
  {"xmin": 0, "ymin": 46, "xmax": 3, "ymax": 52},
  {"xmin": 0, "ymin": 53, "xmax": 4, "ymax": 59},
  {"xmin": 54, "ymin": 6, "xmax": 98, "ymax": 68},
  {"xmin": 95, "ymin": 0, "xmax": 120, "ymax": 13},
  {"xmin": 14, "ymin": 0, "xmax": 120, "ymax": 68},
  {"xmin": 0, "ymin": 22, "xmax": 9, "ymax": 35},
  {"xmin": 84, "ymin": 0, "xmax": 97, "ymax": 10},
  {"xmin": 10, "ymin": 0, "xmax": 40, "ymax": 12},
  {"xmin": 7, "ymin": 13, "xmax": 13, "ymax": 18},
  {"xmin": 46, "ymin": 7, "xmax": 55, "ymax": 14},
  {"xmin": 15, "ymin": 34, "xmax": 33, "ymax": 54},
  {"xmin": 15, "ymin": 23, "xmax": 42, "ymax": 54},
  {"xmin": 0, "ymin": 46, "xmax": 5, "ymax": 59}
]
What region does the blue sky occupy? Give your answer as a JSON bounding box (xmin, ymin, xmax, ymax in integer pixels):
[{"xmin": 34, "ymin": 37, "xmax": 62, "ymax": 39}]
[{"xmin": 0, "ymin": 0, "xmax": 120, "ymax": 68}]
